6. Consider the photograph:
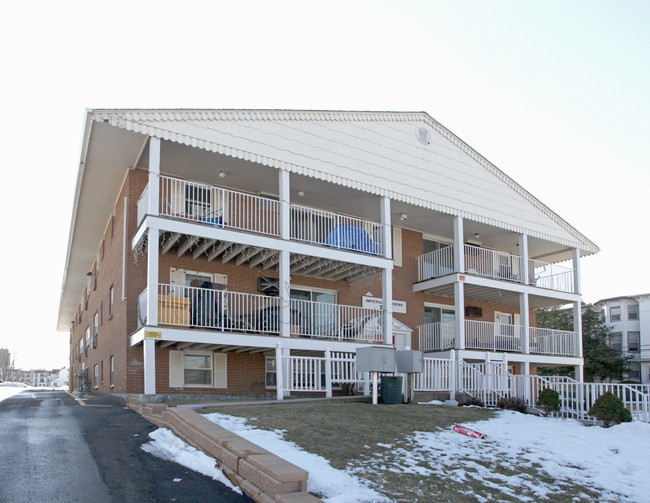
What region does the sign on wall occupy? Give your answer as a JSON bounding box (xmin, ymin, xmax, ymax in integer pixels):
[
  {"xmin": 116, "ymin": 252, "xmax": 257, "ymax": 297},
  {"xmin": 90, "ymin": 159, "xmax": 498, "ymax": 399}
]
[{"xmin": 362, "ymin": 296, "xmax": 406, "ymax": 314}]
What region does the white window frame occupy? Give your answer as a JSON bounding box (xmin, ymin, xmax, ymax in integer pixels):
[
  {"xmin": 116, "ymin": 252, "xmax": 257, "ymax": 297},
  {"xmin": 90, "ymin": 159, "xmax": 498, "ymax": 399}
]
[
  {"xmin": 169, "ymin": 350, "xmax": 227, "ymax": 389},
  {"xmin": 627, "ymin": 331, "xmax": 640, "ymax": 352},
  {"xmin": 610, "ymin": 306, "xmax": 621, "ymax": 322},
  {"xmin": 627, "ymin": 304, "xmax": 639, "ymax": 321},
  {"xmin": 110, "ymin": 355, "xmax": 114, "ymax": 387},
  {"xmin": 94, "ymin": 312, "xmax": 99, "ymax": 336},
  {"xmin": 93, "ymin": 364, "xmax": 99, "ymax": 389},
  {"xmin": 265, "ymin": 356, "xmax": 277, "ymax": 389}
]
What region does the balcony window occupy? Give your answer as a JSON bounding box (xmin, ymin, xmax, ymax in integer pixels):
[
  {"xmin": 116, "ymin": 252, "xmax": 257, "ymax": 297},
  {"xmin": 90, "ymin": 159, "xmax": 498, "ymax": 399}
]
[
  {"xmin": 627, "ymin": 304, "xmax": 639, "ymax": 320},
  {"xmin": 610, "ymin": 306, "xmax": 621, "ymax": 322},
  {"xmin": 627, "ymin": 331, "xmax": 640, "ymax": 352}
]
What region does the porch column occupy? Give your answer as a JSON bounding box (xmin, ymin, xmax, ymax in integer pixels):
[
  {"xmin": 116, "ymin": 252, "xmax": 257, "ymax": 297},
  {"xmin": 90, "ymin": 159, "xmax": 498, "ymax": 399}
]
[
  {"xmin": 573, "ymin": 301, "xmax": 583, "ymax": 359},
  {"xmin": 449, "ymin": 349, "xmax": 456, "ymax": 401},
  {"xmin": 572, "ymin": 248, "xmax": 582, "ymax": 295},
  {"xmin": 275, "ymin": 343, "xmax": 284, "ymax": 401},
  {"xmin": 279, "ymin": 249, "xmax": 291, "ymax": 338},
  {"xmin": 148, "ymin": 137, "xmax": 160, "ymax": 216},
  {"xmin": 521, "ymin": 360, "xmax": 530, "ymax": 404},
  {"xmin": 520, "ymin": 292, "xmax": 530, "ymax": 354},
  {"xmin": 279, "ymin": 170, "xmax": 290, "ymax": 240},
  {"xmin": 146, "ymin": 227, "xmax": 159, "ymax": 326},
  {"xmin": 324, "ymin": 349, "xmax": 332, "ymax": 398},
  {"xmin": 382, "ymin": 268, "xmax": 393, "ymax": 345},
  {"xmin": 380, "ymin": 196, "xmax": 392, "ymax": 259},
  {"xmin": 454, "ymin": 280, "xmax": 465, "ymax": 350},
  {"xmin": 453, "ymin": 216, "xmax": 465, "ymax": 273},
  {"xmin": 143, "ymin": 337, "xmax": 156, "ymax": 395},
  {"xmin": 519, "ymin": 234, "xmax": 529, "ymax": 285},
  {"xmin": 575, "ymin": 363, "xmax": 584, "ymax": 382}
]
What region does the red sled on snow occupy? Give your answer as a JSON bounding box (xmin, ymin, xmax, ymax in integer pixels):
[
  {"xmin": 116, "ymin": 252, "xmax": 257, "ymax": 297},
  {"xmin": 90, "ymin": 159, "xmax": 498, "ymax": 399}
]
[{"xmin": 452, "ymin": 424, "xmax": 487, "ymax": 439}]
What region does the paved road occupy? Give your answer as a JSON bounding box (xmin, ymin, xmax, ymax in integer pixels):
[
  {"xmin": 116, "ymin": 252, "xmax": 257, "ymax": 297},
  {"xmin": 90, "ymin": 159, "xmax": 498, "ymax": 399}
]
[{"xmin": 0, "ymin": 390, "xmax": 252, "ymax": 502}]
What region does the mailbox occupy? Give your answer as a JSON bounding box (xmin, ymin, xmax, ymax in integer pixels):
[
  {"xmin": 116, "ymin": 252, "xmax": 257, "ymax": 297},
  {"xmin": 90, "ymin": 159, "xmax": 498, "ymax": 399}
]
[
  {"xmin": 395, "ymin": 350, "xmax": 423, "ymax": 373},
  {"xmin": 356, "ymin": 347, "xmax": 395, "ymax": 373}
]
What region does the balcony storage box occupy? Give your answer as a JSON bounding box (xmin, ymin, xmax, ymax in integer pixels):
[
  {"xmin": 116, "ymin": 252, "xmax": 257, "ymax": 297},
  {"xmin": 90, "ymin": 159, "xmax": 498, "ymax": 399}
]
[{"xmin": 158, "ymin": 294, "xmax": 190, "ymax": 327}]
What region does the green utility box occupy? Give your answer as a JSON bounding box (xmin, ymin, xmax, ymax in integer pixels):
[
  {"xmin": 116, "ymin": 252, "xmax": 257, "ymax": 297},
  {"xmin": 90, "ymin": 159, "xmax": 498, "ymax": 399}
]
[{"xmin": 380, "ymin": 376, "xmax": 403, "ymax": 404}]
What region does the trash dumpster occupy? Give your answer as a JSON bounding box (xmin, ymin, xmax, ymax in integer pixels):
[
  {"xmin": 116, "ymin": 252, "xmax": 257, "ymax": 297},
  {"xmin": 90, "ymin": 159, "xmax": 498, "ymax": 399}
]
[{"xmin": 380, "ymin": 376, "xmax": 403, "ymax": 404}]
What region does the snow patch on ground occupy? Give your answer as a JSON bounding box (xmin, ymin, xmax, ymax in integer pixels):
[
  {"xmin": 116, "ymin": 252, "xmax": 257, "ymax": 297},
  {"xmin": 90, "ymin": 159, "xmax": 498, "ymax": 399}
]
[
  {"xmin": 0, "ymin": 384, "xmax": 30, "ymax": 403},
  {"xmin": 141, "ymin": 428, "xmax": 242, "ymax": 494},
  {"xmin": 205, "ymin": 412, "xmax": 388, "ymax": 503}
]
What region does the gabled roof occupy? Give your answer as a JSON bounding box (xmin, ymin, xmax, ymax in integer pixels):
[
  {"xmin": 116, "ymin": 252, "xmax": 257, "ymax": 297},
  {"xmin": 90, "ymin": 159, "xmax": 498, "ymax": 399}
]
[{"xmin": 92, "ymin": 109, "xmax": 598, "ymax": 254}]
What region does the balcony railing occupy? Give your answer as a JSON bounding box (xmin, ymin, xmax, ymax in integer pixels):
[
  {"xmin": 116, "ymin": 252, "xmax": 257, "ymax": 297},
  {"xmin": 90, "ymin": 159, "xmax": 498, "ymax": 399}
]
[
  {"xmin": 416, "ymin": 244, "xmax": 576, "ymax": 293},
  {"xmin": 418, "ymin": 320, "xmax": 579, "ymax": 356},
  {"xmin": 138, "ymin": 284, "xmax": 384, "ymax": 343},
  {"xmin": 136, "ymin": 177, "xmax": 385, "ymax": 256}
]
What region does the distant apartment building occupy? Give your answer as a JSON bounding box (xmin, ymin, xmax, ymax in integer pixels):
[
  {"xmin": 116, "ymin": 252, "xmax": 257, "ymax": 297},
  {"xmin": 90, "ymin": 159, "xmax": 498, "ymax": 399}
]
[{"xmin": 596, "ymin": 294, "xmax": 650, "ymax": 383}]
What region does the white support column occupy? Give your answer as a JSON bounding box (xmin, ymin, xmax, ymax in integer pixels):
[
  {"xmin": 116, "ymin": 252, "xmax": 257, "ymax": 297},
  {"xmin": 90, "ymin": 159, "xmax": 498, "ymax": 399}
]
[
  {"xmin": 143, "ymin": 337, "xmax": 156, "ymax": 395},
  {"xmin": 453, "ymin": 216, "xmax": 465, "ymax": 273},
  {"xmin": 520, "ymin": 292, "xmax": 530, "ymax": 354},
  {"xmin": 325, "ymin": 349, "xmax": 332, "ymax": 398},
  {"xmin": 275, "ymin": 343, "xmax": 284, "ymax": 401},
  {"xmin": 449, "ymin": 349, "xmax": 456, "ymax": 401},
  {"xmin": 380, "ymin": 196, "xmax": 392, "ymax": 260},
  {"xmin": 519, "ymin": 234, "xmax": 529, "ymax": 285},
  {"xmin": 146, "ymin": 227, "xmax": 159, "ymax": 326},
  {"xmin": 148, "ymin": 137, "xmax": 160, "ymax": 217},
  {"xmin": 279, "ymin": 249, "xmax": 291, "ymax": 338},
  {"xmin": 573, "ymin": 301, "xmax": 583, "ymax": 358},
  {"xmin": 279, "ymin": 170, "xmax": 290, "ymax": 241},
  {"xmin": 521, "ymin": 360, "xmax": 530, "ymax": 404},
  {"xmin": 575, "ymin": 363, "xmax": 584, "ymax": 383},
  {"xmin": 572, "ymin": 248, "xmax": 582, "ymax": 295},
  {"xmin": 454, "ymin": 281, "xmax": 465, "ymax": 350},
  {"xmin": 382, "ymin": 268, "xmax": 393, "ymax": 345}
]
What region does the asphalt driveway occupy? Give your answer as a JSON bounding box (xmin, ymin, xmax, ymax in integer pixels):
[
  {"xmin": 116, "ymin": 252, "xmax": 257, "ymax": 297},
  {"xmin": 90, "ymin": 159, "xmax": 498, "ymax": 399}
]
[{"xmin": 0, "ymin": 390, "xmax": 252, "ymax": 502}]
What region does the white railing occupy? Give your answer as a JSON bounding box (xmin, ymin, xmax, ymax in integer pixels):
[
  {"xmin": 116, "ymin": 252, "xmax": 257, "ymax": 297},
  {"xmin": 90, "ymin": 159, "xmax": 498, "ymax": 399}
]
[
  {"xmin": 418, "ymin": 321, "xmax": 579, "ymax": 357},
  {"xmin": 464, "ymin": 244, "xmax": 522, "ymax": 282},
  {"xmin": 137, "ymin": 184, "xmax": 149, "ymax": 225},
  {"xmin": 417, "ymin": 246, "xmax": 455, "ymax": 281},
  {"xmin": 529, "ymin": 259, "xmax": 575, "ymax": 293},
  {"xmin": 418, "ymin": 321, "xmax": 455, "ymax": 352},
  {"xmin": 285, "ymin": 355, "xmax": 325, "ymax": 392},
  {"xmin": 290, "ymin": 205, "xmax": 384, "ymax": 256},
  {"xmin": 160, "ymin": 175, "xmax": 280, "ymax": 236},
  {"xmin": 153, "ymin": 284, "xmax": 385, "ymax": 343},
  {"xmin": 414, "ymin": 358, "xmax": 452, "ymax": 391},
  {"xmin": 289, "ymin": 299, "xmax": 383, "ymax": 343},
  {"xmin": 457, "ymin": 361, "xmax": 511, "ymax": 406},
  {"xmin": 465, "ymin": 320, "xmax": 523, "ymax": 352},
  {"xmin": 529, "ymin": 327, "xmax": 579, "ymax": 357}
]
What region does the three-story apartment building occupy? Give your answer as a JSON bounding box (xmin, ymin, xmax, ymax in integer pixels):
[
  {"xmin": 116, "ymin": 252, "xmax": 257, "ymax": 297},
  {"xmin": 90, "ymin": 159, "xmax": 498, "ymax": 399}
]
[
  {"xmin": 596, "ymin": 294, "xmax": 650, "ymax": 383},
  {"xmin": 58, "ymin": 109, "xmax": 598, "ymax": 396}
]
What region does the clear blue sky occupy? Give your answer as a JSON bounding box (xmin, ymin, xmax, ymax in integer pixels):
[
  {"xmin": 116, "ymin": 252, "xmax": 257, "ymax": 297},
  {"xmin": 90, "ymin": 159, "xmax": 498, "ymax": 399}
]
[{"xmin": 1, "ymin": 0, "xmax": 648, "ymax": 369}]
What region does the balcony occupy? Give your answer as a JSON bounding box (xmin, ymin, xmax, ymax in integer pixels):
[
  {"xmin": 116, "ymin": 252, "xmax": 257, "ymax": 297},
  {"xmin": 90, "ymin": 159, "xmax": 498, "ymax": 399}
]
[
  {"xmin": 416, "ymin": 244, "xmax": 575, "ymax": 294},
  {"xmin": 418, "ymin": 320, "xmax": 579, "ymax": 357},
  {"xmin": 138, "ymin": 284, "xmax": 384, "ymax": 344},
  {"xmin": 137, "ymin": 176, "xmax": 385, "ymax": 257}
]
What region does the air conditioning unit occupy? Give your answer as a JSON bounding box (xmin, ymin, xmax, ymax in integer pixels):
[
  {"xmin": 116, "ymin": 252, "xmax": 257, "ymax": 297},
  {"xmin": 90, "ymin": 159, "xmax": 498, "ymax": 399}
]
[
  {"xmin": 258, "ymin": 277, "xmax": 279, "ymax": 296},
  {"xmin": 91, "ymin": 336, "xmax": 97, "ymax": 349}
]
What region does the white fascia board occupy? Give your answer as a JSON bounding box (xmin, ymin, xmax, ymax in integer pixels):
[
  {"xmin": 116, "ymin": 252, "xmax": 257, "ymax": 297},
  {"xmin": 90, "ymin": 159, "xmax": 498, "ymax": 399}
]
[
  {"xmin": 143, "ymin": 216, "xmax": 393, "ymax": 270},
  {"xmin": 434, "ymin": 349, "xmax": 583, "ymax": 366},
  {"xmin": 414, "ymin": 273, "xmax": 582, "ymax": 303},
  {"xmin": 130, "ymin": 326, "xmax": 388, "ymax": 352}
]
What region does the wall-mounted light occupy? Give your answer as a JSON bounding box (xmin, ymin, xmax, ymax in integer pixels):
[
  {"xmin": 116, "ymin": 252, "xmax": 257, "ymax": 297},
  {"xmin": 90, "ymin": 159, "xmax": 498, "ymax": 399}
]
[
  {"xmin": 218, "ymin": 170, "xmax": 226, "ymax": 178},
  {"xmin": 86, "ymin": 272, "xmax": 92, "ymax": 277},
  {"xmin": 298, "ymin": 189, "xmax": 305, "ymax": 197},
  {"xmin": 474, "ymin": 233, "xmax": 480, "ymax": 239},
  {"xmin": 400, "ymin": 213, "xmax": 408, "ymax": 221}
]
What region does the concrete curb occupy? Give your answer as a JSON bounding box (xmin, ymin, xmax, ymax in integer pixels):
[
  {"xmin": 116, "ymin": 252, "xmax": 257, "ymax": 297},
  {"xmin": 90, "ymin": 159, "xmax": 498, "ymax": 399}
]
[{"xmin": 127, "ymin": 395, "xmax": 322, "ymax": 503}]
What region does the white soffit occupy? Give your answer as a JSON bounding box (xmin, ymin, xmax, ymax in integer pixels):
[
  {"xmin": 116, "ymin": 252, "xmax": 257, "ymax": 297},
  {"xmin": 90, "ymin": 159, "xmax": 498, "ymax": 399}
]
[{"xmin": 94, "ymin": 109, "xmax": 598, "ymax": 254}]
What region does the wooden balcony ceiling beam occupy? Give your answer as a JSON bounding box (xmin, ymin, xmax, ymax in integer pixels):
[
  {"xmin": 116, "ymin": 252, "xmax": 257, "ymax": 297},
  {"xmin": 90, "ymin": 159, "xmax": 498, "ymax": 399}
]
[
  {"xmin": 207, "ymin": 241, "xmax": 231, "ymax": 262},
  {"xmin": 329, "ymin": 265, "xmax": 363, "ymax": 281},
  {"xmin": 219, "ymin": 345, "xmax": 240, "ymax": 352},
  {"xmin": 236, "ymin": 247, "xmax": 260, "ymax": 266},
  {"xmin": 312, "ymin": 261, "xmax": 346, "ymax": 277},
  {"xmin": 299, "ymin": 259, "xmax": 331, "ymax": 276},
  {"xmin": 248, "ymin": 250, "xmax": 268, "ymax": 268},
  {"xmin": 159, "ymin": 340, "xmax": 176, "ymax": 348},
  {"xmin": 177, "ymin": 235, "xmax": 199, "ymax": 257},
  {"xmin": 347, "ymin": 267, "xmax": 379, "ymax": 283},
  {"xmin": 193, "ymin": 239, "xmax": 217, "ymax": 259},
  {"xmin": 222, "ymin": 244, "xmax": 245, "ymax": 264},
  {"xmin": 262, "ymin": 253, "xmax": 280, "ymax": 270},
  {"xmin": 291, "ymin": 257, "xmax": 319, "ymax": 273},
  {"xmin": 176, "ymin": 342, "xmax": 194, "ymax": 350},
  {"xmin": 161, "ymin": 232, "xmax": 181, "ymax": 255}
]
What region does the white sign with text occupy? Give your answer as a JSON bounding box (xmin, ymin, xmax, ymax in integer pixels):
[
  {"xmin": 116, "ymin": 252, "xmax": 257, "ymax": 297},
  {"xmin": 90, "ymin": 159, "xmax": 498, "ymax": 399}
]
[{"xmin": 362, "ymin": 296, "xmax": 406, "ymax": 314}]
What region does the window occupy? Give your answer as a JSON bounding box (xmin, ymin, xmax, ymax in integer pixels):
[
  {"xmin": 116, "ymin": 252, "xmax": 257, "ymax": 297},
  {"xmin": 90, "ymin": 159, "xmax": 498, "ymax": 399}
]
[
  {"xmin": 424, "ymin": 304, "xmax": 455, "ymax": 347},
  {"xmin": 169, "ymin": 351, "xmax": 227, "ymax": 388},
  {"xmin": 265, "ymin": 357, "xmax": 277, "ymax": 388},
  {"xmin": 79, "ymin": 339, "xmax": 83, "ymax": 359},
  {"xmin": 94, "ymin": 364, "xmax": 99, "ymax": 389},
  {"xmin": 100, "ymin": 360, "xmax": 104, "ymax": 386},
  {"xmin": 627, "ymin": 304, "xmax": 639, "ymax": 321},
  {"xmin": 92, "ymin": 263, "xmax": 97, "ymax": 291},
  {"xmin": 94, "ymin": 312, "xmax": 99, "ymax": 336},
  {"xmin": 609, "ymin": 333, "xmax": 622, "ymax": 352},
  {"xmin": 290, "ymin": 287, "xmax": 337, "ymax": 337},
  {"xmin": 110, "ymin": 356, "xmax": 114, "ymax": 387},
  {"xmin": 85, "ymin": 327, "xmax": 90, "ymax": 349},
  {"xmin": 84, "ymin": 287, "xmax": 88, "ymax": 311},
  {"xmin": 184, "ymin": 354, "xmax": 212, "ymax": 385},
  {"xmin": 610, "ymin": 306, "xmax": 621, "ymax": 322},
  {"xmin": 627, "ymin": 331, "xmax": 640, "ymax": 352},
  {"xmin": 628, "ymin": 363, "xmax": 641, "ymax": 380},
  {"xmin": 110, "ymin": 215, "xmax": 115, "ymax": 239},
  {"xmin": 109, "ymin": 285, "xmax": 114, "ymax": 317}
]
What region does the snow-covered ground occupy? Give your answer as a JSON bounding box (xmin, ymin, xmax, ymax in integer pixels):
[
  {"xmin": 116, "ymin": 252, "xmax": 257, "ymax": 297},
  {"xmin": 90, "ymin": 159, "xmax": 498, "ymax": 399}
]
[
  {"xmin": 0, "ymin": 383, "xmax": 30, "ymax": 402},
  {"xmin": 194, "ymin": 409, "xmax": 650, "ymax": 503}
]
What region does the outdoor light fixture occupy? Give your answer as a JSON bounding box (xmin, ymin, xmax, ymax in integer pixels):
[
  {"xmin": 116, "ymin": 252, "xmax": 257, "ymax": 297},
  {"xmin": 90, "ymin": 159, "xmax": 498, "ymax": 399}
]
[
  {"xmin": 218, "ymin": 170, "xmax": 226, "ymax": 178},
  {"xmin": 474, "ymin": 233, "xmax": 480, "ymax": 239},
  {"xmin": 400, "ymin": 213, "xmax": 408, "ymax": 221},
  {"xmin": 86, "ymin": 272, "xmax": 92, "ymax": 277},
  {"xmin": 298, "ymin": 189, "xmax": 305, "ymax": 197}
]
